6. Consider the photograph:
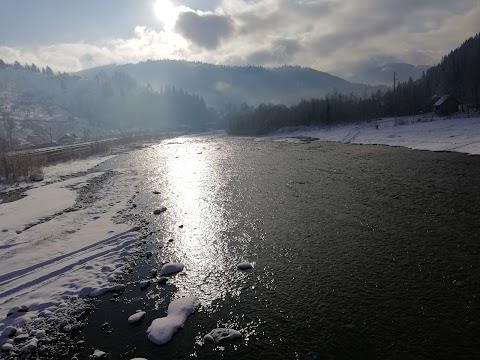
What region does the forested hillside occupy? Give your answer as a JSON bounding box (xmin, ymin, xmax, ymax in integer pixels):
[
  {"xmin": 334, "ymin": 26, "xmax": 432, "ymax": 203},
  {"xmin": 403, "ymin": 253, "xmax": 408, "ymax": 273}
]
[
  {"xmin": 227, "ymin": 33, "xmax": 480, "ymax": 135},
  {"xmin": 78, "ymin": 61, "xmax": 386, "ymax": 111},
  {"xmin": 0, "ymin": 61, "xmax": 218, "ymax": 145}
]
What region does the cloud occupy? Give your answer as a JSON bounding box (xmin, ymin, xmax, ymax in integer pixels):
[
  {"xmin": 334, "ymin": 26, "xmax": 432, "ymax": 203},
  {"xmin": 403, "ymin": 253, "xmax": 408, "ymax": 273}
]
[
  {"xmin": 0, "ymin": 26, "xmax": 189, "ymax": 72},
  {"xmin": 0, "ymin": 0, "xmax": 478, "ymax": 78},
  {"xmin": 174, "ymin": 11, "xmax": 234, "ymax": 49},
  {"xmin": 246, "ymin": 38, "xmax": 302, "ymax": 65}
]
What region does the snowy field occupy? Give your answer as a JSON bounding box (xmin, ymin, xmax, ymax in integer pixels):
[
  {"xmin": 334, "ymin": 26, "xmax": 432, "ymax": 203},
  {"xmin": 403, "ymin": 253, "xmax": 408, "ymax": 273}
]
[{"xmin": 265, "ymin": 114, "xmax": 480, "ymax": 155}]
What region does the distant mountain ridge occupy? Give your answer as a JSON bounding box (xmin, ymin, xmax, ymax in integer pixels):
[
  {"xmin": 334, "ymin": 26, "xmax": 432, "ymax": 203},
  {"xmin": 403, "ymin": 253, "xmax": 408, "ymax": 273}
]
[{"xmin": 76, "ymin": 60, "xmax": 386, "ymax": 110}]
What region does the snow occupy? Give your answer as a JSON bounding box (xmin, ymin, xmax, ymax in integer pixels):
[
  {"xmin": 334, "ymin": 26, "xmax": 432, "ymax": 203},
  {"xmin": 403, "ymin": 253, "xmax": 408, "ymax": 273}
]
[
  {"xmin": 0, "ymin": 155, "xmax": 116, "ymax": 195},
  {"xmin": 266, "ymin": 114, "xmax": 480, "ymax": 155},
  {"xmin": 0, "ymin": 160, "xmax": 141, "ymax": 340},
  {"xmin": 2, "ymin": 342, "xmax": 14, "ymax": 351},
  {"xmin": 146, "ymin": 296, "xmax": 200, "ymax": 345},
  {"xmin": 42, "ymin": 155, "xmax": 116, "ymax": 179},
  {"xmin": 91, "ymin": 349, "xmax": 107, "ymax": 358},
  {"xmin": 204, "ymin": 328, "xmax": 242, "ymax": 343},
  {"xmin": 160, "ymin": 262, "xmax": 185, "ymax": 275},
  {"xmin": 0, "ymin": 177, "xmax": 79, "ymax": 234},
  {"xmin": 237, "ymin": 262, "xmax": 253, "ymax": 270},
  {"xmin": 128, "ymin": 311, "xmax": 146, "ymax": 324}
]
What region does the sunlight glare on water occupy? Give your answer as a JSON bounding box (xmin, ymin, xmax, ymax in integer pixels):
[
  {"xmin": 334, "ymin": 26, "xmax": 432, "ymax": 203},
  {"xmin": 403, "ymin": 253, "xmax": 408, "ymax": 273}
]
[{"xmin": 149, "ymin": 139, "xmax": 251, "ymax": 306}]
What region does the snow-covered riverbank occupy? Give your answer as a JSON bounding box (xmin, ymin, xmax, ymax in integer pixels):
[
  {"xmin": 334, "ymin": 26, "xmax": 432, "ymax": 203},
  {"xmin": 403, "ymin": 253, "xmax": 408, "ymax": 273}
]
[
  {"xmin": 0, "ymin": 155, "xmax": 142, "ymax": 356},
  {"xmin": 266, "ymin": 113, "xmax": 480, "ymax": 155}
]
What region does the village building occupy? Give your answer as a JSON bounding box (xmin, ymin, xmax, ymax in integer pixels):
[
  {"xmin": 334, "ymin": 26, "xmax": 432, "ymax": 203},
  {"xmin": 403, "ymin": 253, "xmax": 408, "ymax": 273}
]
[
  {"xmin": 57, "ymin": 133, "xmax": 79, "ymax": 145},
  {"xmin": 433, "ymin": 95, "xmax": 460, "ymax": 116}
]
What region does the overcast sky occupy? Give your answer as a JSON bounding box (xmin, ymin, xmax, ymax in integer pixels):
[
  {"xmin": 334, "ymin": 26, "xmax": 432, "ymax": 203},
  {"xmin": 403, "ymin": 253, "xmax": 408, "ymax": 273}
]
[{"xmin": 0, "ymin": 0, "xmax": 479, "ymax": 78}]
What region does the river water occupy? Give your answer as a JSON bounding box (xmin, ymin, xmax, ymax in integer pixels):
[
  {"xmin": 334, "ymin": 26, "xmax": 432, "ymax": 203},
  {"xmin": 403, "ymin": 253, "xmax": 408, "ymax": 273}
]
[{"xmin": 77, "ymin": 135, "xmax": 480, "ymax": 359}]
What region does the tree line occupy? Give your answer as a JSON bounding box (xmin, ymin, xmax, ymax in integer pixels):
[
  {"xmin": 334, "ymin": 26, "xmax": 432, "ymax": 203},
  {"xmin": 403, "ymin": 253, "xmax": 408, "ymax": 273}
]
[
  {"xmin": 0, "ymin": 59, "xmax": 58, "ymax": 76},
  {"xmin": 227, "ymin": 33, "xmax": 480, "ymax": 135}
]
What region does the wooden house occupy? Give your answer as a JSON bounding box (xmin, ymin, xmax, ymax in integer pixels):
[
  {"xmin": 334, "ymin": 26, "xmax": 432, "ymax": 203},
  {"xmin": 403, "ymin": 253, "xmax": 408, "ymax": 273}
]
[{"xmin": 433, "ymin": 95, "xmax": 459, "ymax": 115}]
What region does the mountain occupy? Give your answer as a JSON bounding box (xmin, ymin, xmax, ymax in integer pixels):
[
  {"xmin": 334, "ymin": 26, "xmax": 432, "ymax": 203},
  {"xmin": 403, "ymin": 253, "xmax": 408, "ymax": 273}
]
[
  {"xmin": 76, "ymin": 61, "xmax": 385, "ymax": 111},
  {"xmin": 347, "ymin": 62, "xmax": 430, "ymax": 86}
]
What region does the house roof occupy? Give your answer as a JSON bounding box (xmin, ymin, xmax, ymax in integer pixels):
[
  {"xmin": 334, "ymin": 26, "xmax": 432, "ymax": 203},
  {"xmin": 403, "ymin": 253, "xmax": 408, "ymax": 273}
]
[{"xmin": 433, "ymin": 95, "xmax": 458, "ymax": 107}]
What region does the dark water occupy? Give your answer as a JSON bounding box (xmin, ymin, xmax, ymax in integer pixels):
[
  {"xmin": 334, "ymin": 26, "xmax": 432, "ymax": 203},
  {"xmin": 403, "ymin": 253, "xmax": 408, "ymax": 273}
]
[{"xmin": 77, "ymin": 136, "xmax": 480, "ymax": 359}]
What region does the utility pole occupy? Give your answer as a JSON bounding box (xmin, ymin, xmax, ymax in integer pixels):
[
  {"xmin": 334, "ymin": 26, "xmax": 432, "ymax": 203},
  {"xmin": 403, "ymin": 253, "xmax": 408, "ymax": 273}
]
[{"xmin": 393, "ymin": 71, "xmax": 396, "ymax": 121}]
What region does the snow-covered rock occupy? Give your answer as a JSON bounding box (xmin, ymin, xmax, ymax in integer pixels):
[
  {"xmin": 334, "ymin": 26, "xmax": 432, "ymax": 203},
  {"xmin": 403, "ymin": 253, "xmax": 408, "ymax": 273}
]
[
  {"xmin": 153, "ymin": 207, "xmax": 167, "ymax": 214},
  {"xmin": 2, "ymin": 342, "xmax": 14, "ymax": 351},
  {"xmin": 128, "ymin": 311, "xmax": 146, "ymax": 324},
  {"xmin": 90, "ymin": 349, "xmax": 107, "ymax": 358},
  {"xmin": 157, "ymin": 276, "xmax": 168, "ymax": 285},
  {"xmin": 204, "ymin": 328, "xmax": 242, "ymax": 343},
  {"xmin": 14, "ymin": 334, "xmax": 29, "ymax": 343},
  {"xmin": 32, "ymin": 329, "xmax": 46, "ymax": 338},
  {"xmin": 29, "ymin": 173, "xmax": 44, "ymax": 182},
  {"xmin": 160, "ymin": 262, "xmax": 184, "ymax": 275},
  {"xmin": 146, "ymin": 296, "xmax": 199, "ymax": 345},
  {"xmin": 7, "ymin": 305, "xmax": 24, "ymax": 315},
  {"xmin": 139, "ymin": 280, "xmax": 150, "ymax": 289},
  {"xmin": 237, "ymin": 262, "xmax": 253, "ymax": 270},
  {"xmin": 88, "ymin": 283, "xmax": 126, "ymax": 297},
  {"xmin": 149, "ymin": 268, "xmax": 158, "ymax": 277},
  {"xmin": 20, "ymin": 338, "xmax": 38, "ymax": 353},
  {"xmin": 1, "ymin": 326, "xmax": 17, "ymax": 337}
]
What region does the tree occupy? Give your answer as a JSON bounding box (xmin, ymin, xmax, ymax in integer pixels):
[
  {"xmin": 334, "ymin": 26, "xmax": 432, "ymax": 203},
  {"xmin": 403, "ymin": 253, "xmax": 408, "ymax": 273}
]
[{"xmin": 44, "ymin": 66, "xmax": 54, "ymax": 76}]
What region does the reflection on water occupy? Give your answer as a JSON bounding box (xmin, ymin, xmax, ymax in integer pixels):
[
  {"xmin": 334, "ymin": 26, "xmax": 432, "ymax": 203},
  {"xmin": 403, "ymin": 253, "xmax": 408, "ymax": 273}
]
[{"xmin": 147, "ymin": 139, "xmax": 254, "ymax": 306}]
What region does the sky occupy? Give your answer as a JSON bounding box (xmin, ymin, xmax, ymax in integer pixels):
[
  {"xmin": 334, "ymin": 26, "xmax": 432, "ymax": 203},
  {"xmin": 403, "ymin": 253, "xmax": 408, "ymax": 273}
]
[{"xmin": 0, "ymin": 0, "xmax": 479, "ymax": 79}]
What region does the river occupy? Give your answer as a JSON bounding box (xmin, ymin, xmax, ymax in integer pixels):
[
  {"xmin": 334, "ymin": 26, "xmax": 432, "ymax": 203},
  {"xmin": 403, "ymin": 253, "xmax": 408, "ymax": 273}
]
[{"xmin": 76, "ymin": 135, "xmax": 480, "ymax": 359}]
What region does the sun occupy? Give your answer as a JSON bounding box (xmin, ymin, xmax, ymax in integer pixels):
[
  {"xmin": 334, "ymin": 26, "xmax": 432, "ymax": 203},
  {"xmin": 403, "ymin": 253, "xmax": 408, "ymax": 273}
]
[{"xmin": 154, "ymin": 0, "xmax": 179, "ymax": 28}]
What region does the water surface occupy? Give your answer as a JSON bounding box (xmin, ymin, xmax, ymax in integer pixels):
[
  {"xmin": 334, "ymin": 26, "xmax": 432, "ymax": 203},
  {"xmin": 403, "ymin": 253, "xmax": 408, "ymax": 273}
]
[{"xmin": 79, "ymin": 136, "xmax": 480, "ymax": 359}]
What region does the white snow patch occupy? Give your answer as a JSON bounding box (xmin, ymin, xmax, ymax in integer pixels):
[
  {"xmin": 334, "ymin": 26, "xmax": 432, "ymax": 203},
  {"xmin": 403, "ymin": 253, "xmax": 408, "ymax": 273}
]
[
  {"xmin": 128, "ymin": 311, "xmax": 146, "ymax": 324},
  {"xmin": 160, "ymin": 262, "xmax": 184, "ymax": 275},
  {"xmin": 146, "ymin": 296, "xmax": 199, "ymax": 345},
  {"xmin": 0, "ymin": 178, "xmax": 79, "ymax": 234},
  {"xmin": 139, "ymin": 280, "xmax": 151, "ymax": 290},
  {"xmin": 87, "ymin": 284, "xmax": 126, "ymax": 298},
  {"xmin": 204, "ymin": 328, "xmax": 242, "ymax": 343},
  {"xmin": 91, "ymin": 349, "xmax": 107, "ymax": 358},
  {"xmin": 265, "ymin": 115, "xmax": 480, "ymax": 155},
  {"xmin": 42, "ymin": 155, "xmax": 116, "ymax": 179}
]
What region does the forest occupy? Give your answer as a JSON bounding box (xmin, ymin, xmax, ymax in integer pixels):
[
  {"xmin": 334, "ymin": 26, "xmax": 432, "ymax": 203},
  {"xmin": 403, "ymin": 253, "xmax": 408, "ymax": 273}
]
[
  {"xmin": 0, "ymin": 61, "xmax": 219, "ymax": 140},
  {"xmin": 227, "ymin": 33, "xmax": 480, "ymax": 135}
]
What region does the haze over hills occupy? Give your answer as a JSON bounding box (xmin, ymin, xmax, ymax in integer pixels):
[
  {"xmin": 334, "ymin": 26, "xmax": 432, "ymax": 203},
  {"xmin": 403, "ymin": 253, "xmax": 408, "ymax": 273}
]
[
  {"xmin": 345, "ymin": 62, "xmax": 431, "ymax": 86},
  {"xmin": 76, "ymin": 61, "xmax": 387, "ymax": 110}
]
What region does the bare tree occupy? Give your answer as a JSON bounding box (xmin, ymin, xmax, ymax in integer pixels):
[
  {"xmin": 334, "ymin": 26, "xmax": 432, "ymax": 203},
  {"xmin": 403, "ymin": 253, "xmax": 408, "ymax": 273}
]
[{"xmin": 0, "ymin": 109, "xmax": 16, "ymax": 143}]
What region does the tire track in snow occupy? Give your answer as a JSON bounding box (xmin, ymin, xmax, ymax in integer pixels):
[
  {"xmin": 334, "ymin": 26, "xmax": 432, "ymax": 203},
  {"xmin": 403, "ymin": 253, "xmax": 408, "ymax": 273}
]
[{"xmin": 0, "ymin": 229, "xmax": 138, "ymax": 303}]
